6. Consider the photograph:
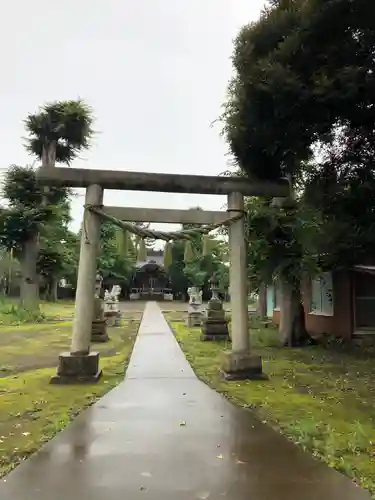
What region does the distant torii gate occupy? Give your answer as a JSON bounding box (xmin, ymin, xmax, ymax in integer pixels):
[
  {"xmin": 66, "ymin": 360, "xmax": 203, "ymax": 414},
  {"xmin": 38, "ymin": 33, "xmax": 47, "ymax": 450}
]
[{"xmin": 37, "ymin": 167, "xmax": 288, "ymax": 383}]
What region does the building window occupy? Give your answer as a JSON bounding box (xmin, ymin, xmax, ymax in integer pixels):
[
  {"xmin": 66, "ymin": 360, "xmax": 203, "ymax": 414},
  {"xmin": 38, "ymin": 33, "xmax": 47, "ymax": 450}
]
[
  {"xmin": 266, "ymin": 285, "xmax": 275, "ymax": 317},
  {"xmin": 354, "ymin": 271, "xmax": 375, "ymax": 330},
  {"xmin": 310, "ymin": 272, "xmax": 333, "ymax": 315},
  {"xmin": 274, "ymin": 282, "xmax": 281, "ymax": 310}
]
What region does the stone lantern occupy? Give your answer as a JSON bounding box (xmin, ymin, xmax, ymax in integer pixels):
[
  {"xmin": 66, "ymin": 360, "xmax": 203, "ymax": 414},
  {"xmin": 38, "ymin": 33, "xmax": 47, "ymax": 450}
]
[{"xmin": 201, "ymin": 275, "xmax": 230, "ymax": 341}]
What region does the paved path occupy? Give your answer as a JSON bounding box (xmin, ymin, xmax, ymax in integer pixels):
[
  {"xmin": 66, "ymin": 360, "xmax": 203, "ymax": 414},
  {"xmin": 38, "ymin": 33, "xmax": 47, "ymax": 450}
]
[{"xmin": 0, "ymin": 302, "xmax": 370, "ymax": 499}]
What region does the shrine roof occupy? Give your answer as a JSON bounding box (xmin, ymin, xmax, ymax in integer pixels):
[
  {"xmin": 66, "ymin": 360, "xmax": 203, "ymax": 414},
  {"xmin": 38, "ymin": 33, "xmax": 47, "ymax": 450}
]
[{"xmin": 135, "ymin": 256, "xmax": 164, "ymax": 269}]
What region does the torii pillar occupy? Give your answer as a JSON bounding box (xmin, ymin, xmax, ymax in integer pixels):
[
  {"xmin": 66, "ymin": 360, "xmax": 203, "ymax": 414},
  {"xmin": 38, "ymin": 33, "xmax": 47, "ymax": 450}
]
[
  {"xmin": 220, "ymin": 192, "xmax": 264, "ymax": 379},
  {"xmin": 50, "ymin": 184, "xmax": 103, "ymax": 384}
]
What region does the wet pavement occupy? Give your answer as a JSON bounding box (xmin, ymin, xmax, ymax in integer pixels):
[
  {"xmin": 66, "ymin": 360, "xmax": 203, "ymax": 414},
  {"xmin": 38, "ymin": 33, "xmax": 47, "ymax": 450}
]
[{"xmin": 0, "ymin": 302, "xmax": 370, "ymax": 499}]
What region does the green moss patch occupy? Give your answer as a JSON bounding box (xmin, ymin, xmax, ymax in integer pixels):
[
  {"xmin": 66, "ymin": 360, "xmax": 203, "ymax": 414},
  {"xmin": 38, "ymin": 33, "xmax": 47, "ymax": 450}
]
[
  {"xmin": 0, "ymin": 298, "xmax": 77, "ymax": 326},
  {"xmin": 40, "ymin": 300, "xmax": 76, "ymax": 320},
  {"xmin": 170, "ymin": 318, "xmax": 375, "ymax": 498},
  {"xmin": 0, "ymin": 318, "xmax": 140, "ymax": 477}
]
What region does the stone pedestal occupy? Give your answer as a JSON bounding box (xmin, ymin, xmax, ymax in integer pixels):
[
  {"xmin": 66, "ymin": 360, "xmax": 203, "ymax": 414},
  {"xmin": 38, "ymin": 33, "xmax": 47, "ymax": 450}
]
[
  {"xmin": 201, "ymin": 298, "xmax": 230, "ymax": 341},
  {"xmin": 187, "ymin": 305, "xmax": 204, "ymax": 327},
  {"xmin": 104, "ymin": 310, "xmax": 121, "ymax": 327},
  {"xmin": 92, "ymin": 297, "xmax": 109, "ymax": 342},
  {"xmin": 50, "ymin": 352, "xmax": 102, "ymax": 384},
  {"xmin": 220, "ymin": 350, "xmax": 265, "ymax": 380},
  {"xmin": 104, "ymin": 300, "xmax": 121, "ymax": 327},
  {"xmin": 91, "ymin": 319, "xmax": 109, "ymax": 342}
]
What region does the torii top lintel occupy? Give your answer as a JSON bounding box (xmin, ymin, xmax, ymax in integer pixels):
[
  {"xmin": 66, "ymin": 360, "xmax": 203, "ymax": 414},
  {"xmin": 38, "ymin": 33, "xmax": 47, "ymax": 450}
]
[{"xmin": 36, "ymin": 167, "xmax": 289, "ymax": 197}]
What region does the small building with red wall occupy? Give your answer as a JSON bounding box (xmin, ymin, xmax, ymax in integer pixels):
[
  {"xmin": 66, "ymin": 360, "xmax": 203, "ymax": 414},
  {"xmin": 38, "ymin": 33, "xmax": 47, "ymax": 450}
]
[{"xmin": 266, "ymin": 265, "xmax": 375, "ymax": 340}]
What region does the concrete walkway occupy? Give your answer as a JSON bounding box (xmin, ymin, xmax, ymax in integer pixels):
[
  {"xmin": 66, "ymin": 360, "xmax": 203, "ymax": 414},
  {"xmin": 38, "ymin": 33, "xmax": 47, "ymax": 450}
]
[{"xmin": 0, "ymin": 302, "xmax": 370, "ymax": 500}]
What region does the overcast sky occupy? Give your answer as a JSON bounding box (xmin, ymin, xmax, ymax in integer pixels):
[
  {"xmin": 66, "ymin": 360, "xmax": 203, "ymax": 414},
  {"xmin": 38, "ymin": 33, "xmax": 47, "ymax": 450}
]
[{"xmin": 1, "ymin": 0, "xmax": 265, "ymax": 235}]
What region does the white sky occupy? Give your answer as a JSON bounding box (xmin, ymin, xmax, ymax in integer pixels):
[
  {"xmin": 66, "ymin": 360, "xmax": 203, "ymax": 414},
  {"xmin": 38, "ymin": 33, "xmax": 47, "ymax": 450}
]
[{"xmin": 0, "ymin": 0, "xmax": 265, "ymax": 235}]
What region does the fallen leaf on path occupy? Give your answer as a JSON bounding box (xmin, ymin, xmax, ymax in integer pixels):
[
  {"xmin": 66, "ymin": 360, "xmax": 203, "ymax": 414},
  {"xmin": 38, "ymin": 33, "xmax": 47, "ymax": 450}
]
[
  {"xmin": 179, "ymin": 421, "xmax": 186, "ymax": 426},
  {"xmin": 196, "ymin": 491, "xmax": 210, "ymax": 499},
  {"xmin": 141, "ymin": 472, "xmax": 152, "ymax": 478}
]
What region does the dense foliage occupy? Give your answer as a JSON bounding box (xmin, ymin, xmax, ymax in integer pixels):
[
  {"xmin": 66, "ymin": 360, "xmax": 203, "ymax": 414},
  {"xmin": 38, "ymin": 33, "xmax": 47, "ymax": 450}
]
[
  {"xmin": 166, "ymin": 217, "xmax": 230, "ymax": 300},
  {"xmin": 0, "ymin": 165, "xmax": 69, "ymax": 255},
  {"xmin": 97, "ymin": 223, "xmax": 135, "ymax": 286},
  {"xmin": 25, "ymin": 100, "xmax": 94, "ymax": 164},
  {"xmin": 222, "ymin": 0, "xmax": 375, "ymax": 343},
  {"xmin": 0, "ymin": 99, "xmax": 95, "ymax": 308},
  {"xmin": 223, "ymin": 0, "xmax": 374, "ymax": 182}
]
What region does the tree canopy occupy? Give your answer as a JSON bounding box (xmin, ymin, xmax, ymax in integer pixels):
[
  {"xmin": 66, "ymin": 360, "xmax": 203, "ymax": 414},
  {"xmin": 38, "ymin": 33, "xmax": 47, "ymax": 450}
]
[
  {"xmin": 222, "ymin": 0, "xmax": 375, "ymax": 344},
  {"xmin": 223, "ymin": 0, "xmax": 374, "ymax": 182},
  {"xmin": 25, "ymin": 100, "xmax": 94, "ymax": 165},
  {"xmin": 0, "ymin": 165, "xmax": 69, "ymax": 255}
]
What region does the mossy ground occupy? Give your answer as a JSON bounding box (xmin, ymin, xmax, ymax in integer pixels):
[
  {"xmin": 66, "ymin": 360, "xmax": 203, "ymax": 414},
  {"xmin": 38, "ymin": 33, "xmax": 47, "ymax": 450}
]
[
  {"xmin": 169, "ymin": 314, "xmax": 375, "ymax": 498},
  {"xmin": 0, "ymin": 307, "xmax": 141, "ymax": 477},
  {"xmin": 40, "ymin": 300, "xmax": 76, "ymax": 319},
  {"xmin": 0, "ymin": 297, "xmax": 76, "ymax": 325}
]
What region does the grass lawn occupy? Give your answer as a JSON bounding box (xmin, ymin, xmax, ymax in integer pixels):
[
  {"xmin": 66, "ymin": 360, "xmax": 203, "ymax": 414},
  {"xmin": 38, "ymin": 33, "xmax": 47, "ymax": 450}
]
[
  {"xmin": 0, "ymin": 297, "xmax": 76, "ymax": 325},
  {"xmin": 40, "ymin": 300, "xmax": 76, "ymax": 319},
  {"xmin": 169, "ymin": 315, "xmax": 375, "ymax": 498},
  {"xmin": 0, "ymin": 313, "xmax": 141, "ymax": 477}
]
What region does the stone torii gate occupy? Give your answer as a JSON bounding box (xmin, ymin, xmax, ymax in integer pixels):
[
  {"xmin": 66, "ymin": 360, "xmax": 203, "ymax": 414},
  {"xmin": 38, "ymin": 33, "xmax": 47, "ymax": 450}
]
[{"xmin": 37, "ymin": 167, "xmax": 288, "ymax": 384}]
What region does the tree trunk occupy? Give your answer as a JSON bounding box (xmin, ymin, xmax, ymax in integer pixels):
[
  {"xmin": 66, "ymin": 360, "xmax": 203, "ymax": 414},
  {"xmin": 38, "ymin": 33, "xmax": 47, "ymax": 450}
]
[
  {"xmin": 257, "ymin": 283, "xmax": 267, "ymax": 319},
  {"xmin": 38, "ymin": 142, "xmax": 57, "ymax": 305},
  {"xmin": 279, "ymin": 279, "xmax": 309, "ymax": 346},
  {"xmin": 47, "ymin": 277, "xmax": 58, "ymax": 302},
  {"xmin": 20, "ymin": 235, "xmax": 39, "ymax": 310},
  {"xmin": 42, "ymin": 141, "xmax": 56, "ymax": 168}
]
